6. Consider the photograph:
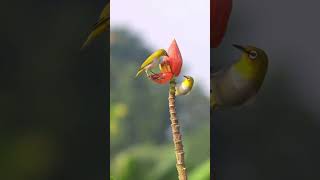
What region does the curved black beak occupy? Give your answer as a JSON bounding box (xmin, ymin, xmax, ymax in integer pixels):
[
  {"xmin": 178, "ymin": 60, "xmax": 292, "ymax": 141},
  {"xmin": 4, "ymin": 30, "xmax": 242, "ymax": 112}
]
[{"xmin": 233, "ymin": 44, "xmax": 250, "ymax": 54}]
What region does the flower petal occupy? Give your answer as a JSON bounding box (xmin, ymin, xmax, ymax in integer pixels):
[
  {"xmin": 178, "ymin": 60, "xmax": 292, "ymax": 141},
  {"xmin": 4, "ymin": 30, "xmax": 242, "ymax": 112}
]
[
  {"xmin": 163, "ymin": 39, "xmax": 183, "ymax": 76},
  {"xmin": 159, "ymin": 60, "xmax": 172, "ymax": 73},
  {"xmin": 211, "ymin": 0, "xmax": 232, "ymax": 48}
]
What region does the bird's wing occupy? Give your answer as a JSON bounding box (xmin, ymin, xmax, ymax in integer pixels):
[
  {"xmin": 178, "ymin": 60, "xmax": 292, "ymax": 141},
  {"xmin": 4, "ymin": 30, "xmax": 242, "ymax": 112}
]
[
  {"xmin": 91, "ymin": 17, "xmax": 110, "ymax": 33},
  {"xmin": 211, "ymin": 66, "xmax": 229, "ymax": 79},
  {"xmin": 94, "ymin": 3, "xmax": 110, "ymax": 31},
  {"xmin": 211, "ymin": 67, "xmax": 229, "ymax": 89},
  {"xmin": 135, "ymin": 68, "xmax": 145, "ymax": 77},
  {"xmin": 136, "ymin": 56, "xmax": 155, "ymax": 77},
  {"xmin": 139, "ymin": 59, "xmax": 152, "ymax": 70},
  {"xmin": 81, "ymin": 21, "xmax": 108, "ymax": 49},
  {"xmin": 138, "ymin": 53, "xmax": 160, "ymax": 70},
  {"xmin": 81, "ymin": 3, "xmax": 110, "ymax": 49},
  {"xmin": 100, "ymin": 3, "xmax": 110, "ymax": 19},
  {"xmin": 211, "ymin": 67, "xmax": 232, "ymax": 108}
]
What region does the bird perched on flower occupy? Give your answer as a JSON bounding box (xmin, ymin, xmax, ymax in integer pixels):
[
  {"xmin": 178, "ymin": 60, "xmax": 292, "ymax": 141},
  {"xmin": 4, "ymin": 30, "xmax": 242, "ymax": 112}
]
[
  {"xmin": 175, "ymin": 76, "xmax": 194, "ymax": 96},
  {"xmin": 135, "ymin": 49, "xmax": 168, "ymax": 77},
  {"xmin": 82, "ymin": 3, "xmax": 110, "ymax": 49},
  {"xmin": 211, "ymin": 44, "xmax": 268, "ymax": 110},
  {"xmin": 138, "ymin": 39, "xmax": 184, "ymax": 86}
]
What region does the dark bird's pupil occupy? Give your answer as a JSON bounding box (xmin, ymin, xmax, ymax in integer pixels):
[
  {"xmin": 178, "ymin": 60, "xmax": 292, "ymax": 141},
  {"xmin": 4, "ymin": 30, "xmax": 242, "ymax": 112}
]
[{"xmin": 249, "ymin": 51, "xmax": 257, "ymax": 59}]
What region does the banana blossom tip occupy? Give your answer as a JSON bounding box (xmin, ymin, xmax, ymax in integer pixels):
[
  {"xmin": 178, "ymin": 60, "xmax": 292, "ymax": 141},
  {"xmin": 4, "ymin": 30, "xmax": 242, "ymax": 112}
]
[{"xmin": 149, "ymin": 39, "xmax": 183, "ymax": 84}]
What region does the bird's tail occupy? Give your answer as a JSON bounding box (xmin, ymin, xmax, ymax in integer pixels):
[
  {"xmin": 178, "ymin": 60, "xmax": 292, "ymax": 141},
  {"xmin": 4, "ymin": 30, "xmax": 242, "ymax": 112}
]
[
  {"xmin": 210, "ymin": 90, "xmax": 217, "ymax": 111},
  {"xmin": 81, "ymin": 18, "xmax": 109, "ymax": 49},
  {"xmin": 135, "ymin": 69, "xmax": 144, "ymax": 78}
]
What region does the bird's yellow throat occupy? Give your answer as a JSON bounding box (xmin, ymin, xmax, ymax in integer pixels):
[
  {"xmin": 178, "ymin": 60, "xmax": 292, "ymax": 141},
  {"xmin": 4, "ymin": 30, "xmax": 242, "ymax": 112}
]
[
  {"xmin": 182, "ymin": 79, "xmax": 194, "ymax": 88},
  {"xmin": 233, "ymin": 55, "xmax": 267, "ymax": 81}
]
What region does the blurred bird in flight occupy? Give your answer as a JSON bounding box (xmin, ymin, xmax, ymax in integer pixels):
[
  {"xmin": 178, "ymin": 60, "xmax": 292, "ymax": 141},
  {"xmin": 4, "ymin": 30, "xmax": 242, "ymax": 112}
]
[
  {"xmin": 82, "ymin": 2, "xmax": 110, "ymax": 49},
  {"xmin": 175, "ymin": 76, "xmax": 194, "ymax": 96},
  {"xmin": 135, "ymin": 49, "xmax": 168, "ymax": 77},
  {"xmin": 211, "ymin": 44, "xmax": 268, "ymax": 110}
]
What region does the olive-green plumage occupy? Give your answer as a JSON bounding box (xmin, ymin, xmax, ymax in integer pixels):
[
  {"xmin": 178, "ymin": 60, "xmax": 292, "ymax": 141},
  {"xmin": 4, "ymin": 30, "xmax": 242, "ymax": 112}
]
[
  {"xmin": 211, "ymin": 44, "xmax": 268, "ymax": 110},
  {"xmin": 82, "ymin": 3, "xmax": 110, "ymax": 49},
  {"xmin": 135, "ymin": 49, "xmax": 168, "ymax": 77},
  {"xmin": 175, "ymin": 76, "xmax": 194, "ymax": 96}
]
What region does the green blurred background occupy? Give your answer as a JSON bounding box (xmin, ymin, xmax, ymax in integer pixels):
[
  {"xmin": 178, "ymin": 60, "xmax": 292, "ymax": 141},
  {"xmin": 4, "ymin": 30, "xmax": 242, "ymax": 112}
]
[
  {"xmin": 0, "ymin": 1, "xmax": 109, "ymax": 179},
  {"xmin": 110, "ymin": 29, "xmax": 210, "ymax": 180}
]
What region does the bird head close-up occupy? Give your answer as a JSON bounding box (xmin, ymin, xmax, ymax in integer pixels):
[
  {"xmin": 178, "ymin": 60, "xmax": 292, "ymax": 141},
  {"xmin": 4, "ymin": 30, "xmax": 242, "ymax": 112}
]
[
  {"xmin": 232, "ymin": 44, "xmax": 268, "ymax": 82},
  {"xmin": 183, "ymin": 75, "xmax": 194, "ymax": 87}
]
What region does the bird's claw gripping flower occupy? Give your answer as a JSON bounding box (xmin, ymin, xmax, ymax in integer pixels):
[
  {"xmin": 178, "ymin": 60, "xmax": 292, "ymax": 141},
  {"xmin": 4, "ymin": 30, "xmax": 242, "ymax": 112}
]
[
  {"xmin": 149, "ymin": 72, "xmax": 173, "ymax": 81},
  {"xmin": 148, "ymin": 39, "xmax": 183, "ymax": 84}
]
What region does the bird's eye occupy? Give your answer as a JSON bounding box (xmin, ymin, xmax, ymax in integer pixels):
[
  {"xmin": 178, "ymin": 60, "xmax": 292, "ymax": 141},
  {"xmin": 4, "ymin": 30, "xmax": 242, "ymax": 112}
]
[{"xmin": 249, "ymin": 51, "xmax": 258, "ymax": 59}]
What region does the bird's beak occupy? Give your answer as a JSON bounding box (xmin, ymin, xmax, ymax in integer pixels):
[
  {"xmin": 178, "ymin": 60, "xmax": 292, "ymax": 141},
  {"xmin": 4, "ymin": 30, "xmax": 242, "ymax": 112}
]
[
  {"xmin": 233, "ymin": 44, "xmax": 250, "ymax": 54},
  {"xmin": 183, "ymin": 75, "xmax": 188, "ymax": 79}
]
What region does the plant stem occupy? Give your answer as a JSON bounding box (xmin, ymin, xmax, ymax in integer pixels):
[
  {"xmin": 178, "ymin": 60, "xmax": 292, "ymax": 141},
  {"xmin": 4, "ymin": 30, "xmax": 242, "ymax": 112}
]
[
  {"xmin": 168, "ymin": 79, "xmax": 188, "ymax": 180},
  {"xmin": 212, "ymin": 109, "xmax": 216, "ymax": 180}
]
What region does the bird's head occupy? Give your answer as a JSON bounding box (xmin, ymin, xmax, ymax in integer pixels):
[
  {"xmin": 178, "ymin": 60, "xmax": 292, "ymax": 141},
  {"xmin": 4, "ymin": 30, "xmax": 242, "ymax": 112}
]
[
  {"xmin": 232, "ymin": 44, "xmax": 269, "ymax": 82},
  {"xmin": 233, "ymin": 44, "xmax": 268, "ymax": 64},
  {"xmin": 182, "ymin": 75, "xmax": 194, "ymax": 88},
  {"xmin": 158, "ymin": 49, "xmax": 169, "ymax": 57}
]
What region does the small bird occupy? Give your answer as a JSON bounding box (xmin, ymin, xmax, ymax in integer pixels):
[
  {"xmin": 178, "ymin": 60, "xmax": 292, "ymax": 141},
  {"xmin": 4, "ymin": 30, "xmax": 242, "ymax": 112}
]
[
  {"xmin": 211, "ymin": 44, "xmax": 268, "ymax": 110},
  {"xmin": 135, "ymin": 49, "xmax": 168, "ymax": 77},
  {"xmin": 175, "ymin": 76, "xmax": 194, "ymax": 96},
  {"xmin": 82, "ymin": 3, "xmax": 110, "ymax": 49}
]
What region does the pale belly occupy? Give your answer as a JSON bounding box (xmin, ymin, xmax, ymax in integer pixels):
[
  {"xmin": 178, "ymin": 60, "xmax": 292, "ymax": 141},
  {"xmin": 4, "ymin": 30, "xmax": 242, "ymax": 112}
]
[
  {"xmin": 175, "ymin": 84, "xmax": 190, "ymax": 96},
  {"xmin": 212, "ymin": 69, "xmax": 257, "ymax": 107}
]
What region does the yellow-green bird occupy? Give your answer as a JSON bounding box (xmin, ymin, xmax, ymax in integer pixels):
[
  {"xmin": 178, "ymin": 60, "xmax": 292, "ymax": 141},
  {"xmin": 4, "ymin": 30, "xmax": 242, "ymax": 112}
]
[
  {"xmin": 135, "ymin": 49, "xmax": 168, "ymax": 77},
  {"xmin": 175, "ymin": 75, "xmax": 194, "ymax": 96},
  {"xmin": 211, "ymin": 44, "xmax": 268, "ymax": 110},
  {"xmin": 82, "ymin": 3, "xmax": 110, "ymax": 49}
]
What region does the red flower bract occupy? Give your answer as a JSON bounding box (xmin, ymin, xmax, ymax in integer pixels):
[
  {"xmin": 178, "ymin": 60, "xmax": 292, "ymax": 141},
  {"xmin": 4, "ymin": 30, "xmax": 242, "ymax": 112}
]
[
  {"xmin": 149, "ymin": 39, "xmax": 183, "ymax": 84},
  {"xmin": 164, "ymin": 39, "xmax": 183, "ymax": 77},
  {"xmin": 211, "ymin": 0, "xmax": 232, "ymax": 48},
  {"xmin": 149, "ymin": 72, "xmax": 174, "ymax": 84}
]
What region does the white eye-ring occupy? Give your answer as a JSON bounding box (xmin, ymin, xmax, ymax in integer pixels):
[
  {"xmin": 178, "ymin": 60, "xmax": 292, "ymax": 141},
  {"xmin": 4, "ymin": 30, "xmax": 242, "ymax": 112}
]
[{"xmin": 249, "ymin": 51, "xmax": 258, "ymax": 59}]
